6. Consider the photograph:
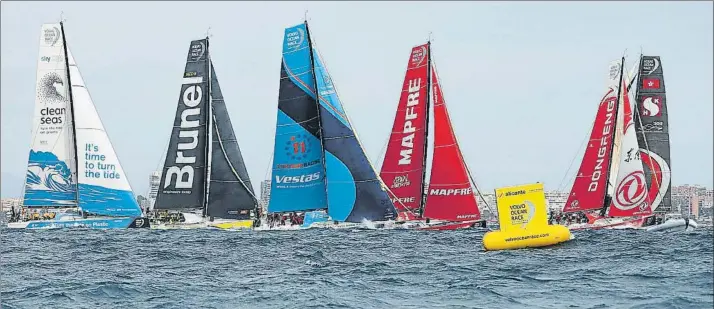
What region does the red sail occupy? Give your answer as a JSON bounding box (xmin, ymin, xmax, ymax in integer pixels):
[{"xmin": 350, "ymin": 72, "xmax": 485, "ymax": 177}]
[
  {"xmin": 422, "ymin": 65, "xmax": 481, "ymax": 222},
  {"xmin": 563, "ymin": 65, "xmax": 621, "ymax": 213},
  {"xmin": 379, "ymin": 44, "xmax": 430, "ymax": 219}
]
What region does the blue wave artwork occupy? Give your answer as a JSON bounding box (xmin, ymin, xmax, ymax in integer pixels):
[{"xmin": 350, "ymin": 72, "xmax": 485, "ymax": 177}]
[
  {"xmin": 267, "ymin": 23, "xmax": 328, "ymax": 213},
  {"xmin": 312, "ymin": 50, "xmax": 397, "ymax": 223},
  {"xmin": 77, "ymin": 184, "xmax": 142, "ymax": 217},
  {"xmin": 24, "ymin": 150, "xmax": 77, "ymax": 206}
]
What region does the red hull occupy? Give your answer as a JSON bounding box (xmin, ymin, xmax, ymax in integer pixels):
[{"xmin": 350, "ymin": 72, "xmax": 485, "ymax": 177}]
[{"xmin": 567, "ymin": 216, "xmax": 648, "ymax": 231}]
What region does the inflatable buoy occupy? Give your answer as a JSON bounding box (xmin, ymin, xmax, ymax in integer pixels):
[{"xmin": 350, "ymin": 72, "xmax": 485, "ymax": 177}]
[
  {"xmin": 483, "ymin": 183, "xmax": 572, "ymax": 251},
  {"xmin": 483, "ymin": 224, "xmax": 571, "ymax": 251}
]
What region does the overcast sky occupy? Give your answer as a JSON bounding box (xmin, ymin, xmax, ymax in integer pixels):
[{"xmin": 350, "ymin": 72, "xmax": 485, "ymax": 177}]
[{"xmin": 2, "ymin": 1, "xmax": 712, "ymax": 198}]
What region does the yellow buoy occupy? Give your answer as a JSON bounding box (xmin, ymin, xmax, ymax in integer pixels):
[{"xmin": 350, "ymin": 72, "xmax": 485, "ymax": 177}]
[{"xmin": 483, "ymin": 183, "xmax": 572, "ymax": 251}]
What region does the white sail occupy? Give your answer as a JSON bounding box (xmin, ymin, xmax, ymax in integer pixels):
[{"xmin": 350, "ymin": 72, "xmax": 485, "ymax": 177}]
[
  {"xmin": 23, "ymin": 23, "xmax": 78, "ymax": 207},
  {"xmin": 609, "ymin": 67, "xmax": 650, "ymax": 215},
  {"xmin": 67, "ymin": 48, "xmax": 142, "ymax": 217},
  {"xmin": 606, "ymin": 60, "xmax": 624, "ymax": 198}
]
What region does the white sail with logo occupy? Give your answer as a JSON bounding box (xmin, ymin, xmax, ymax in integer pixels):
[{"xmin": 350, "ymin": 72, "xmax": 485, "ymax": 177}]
[
  {"xmin": 607, "ymin": 61, "xmax": 651, "ymax": 217},
  {"xmin": 23, "ymin": 23, "xmax": 78, "ymax": 207}
]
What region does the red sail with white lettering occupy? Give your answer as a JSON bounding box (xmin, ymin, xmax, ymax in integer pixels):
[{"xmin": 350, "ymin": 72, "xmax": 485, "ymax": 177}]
[
  {"xmin": 562, "ymin": 60, "xmax": 623, "ymax": 213},
  {"xmin": 422, "ymin": 65, "xmax": 481, "ymax": 222},
  {"xmin": 379, "ymin": 44, "xmax": 430, "ymax": 219}
]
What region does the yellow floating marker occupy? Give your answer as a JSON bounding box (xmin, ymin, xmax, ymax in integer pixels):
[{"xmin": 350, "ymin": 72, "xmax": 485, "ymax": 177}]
[{"xmin": 483, "ymin": 183, "xmax": 572, "ymax": 251}]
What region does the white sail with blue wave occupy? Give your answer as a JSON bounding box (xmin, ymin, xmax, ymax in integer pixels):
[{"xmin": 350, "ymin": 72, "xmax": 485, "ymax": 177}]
[
  {"xmin": 23, "ymin": 23, "xmax": 78, "ymax": 208},
  {"xmin": 67, "ymin": 49, "xmax": 142, "ymax": 217}
]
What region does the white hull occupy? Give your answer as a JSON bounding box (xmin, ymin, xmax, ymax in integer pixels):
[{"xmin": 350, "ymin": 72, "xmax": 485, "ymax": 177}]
[
  {"xmin": 150, "ymin": 213, "xmax": 252, "ymax": 230},
  {"xmin": 646, "ymin": 218, "xmax": 698, "ymax": 232}
]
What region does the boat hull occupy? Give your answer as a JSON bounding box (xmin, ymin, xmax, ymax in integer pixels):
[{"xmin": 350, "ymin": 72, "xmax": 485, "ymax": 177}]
[
  {"xmin": 566, "ymin": 216, "xmax": 647, "ymax": 231},
  {"xmin": 483, "ymin": 224, "xmax": 572, "ymax": 251},
  {"xmin": 150, "ymin": 219, "xmax": 254, "ymax": 230},
  {"xmin": 6, "ymin": 217, "xmax": 149, "ymax": 229},
  {"xmin": 416, "ymin": 220, "xmax": 483, "ymax": 230},
  {"xmin": 646, "ymin": 218, "xmax": 698, "ymax": 232}
]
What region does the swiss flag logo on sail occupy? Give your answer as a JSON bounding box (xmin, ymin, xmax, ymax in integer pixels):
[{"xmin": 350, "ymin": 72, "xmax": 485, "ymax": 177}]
[
  {"xmin": 641, "ymin": 96, "xmax": 662, "ymax": 117},
  {"xmin": 642, "ymin": 78, "xmax": 660, "ymax": 89}
]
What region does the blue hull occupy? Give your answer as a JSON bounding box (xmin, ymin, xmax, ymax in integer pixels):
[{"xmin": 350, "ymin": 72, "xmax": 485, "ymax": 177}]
[{"xmin": 18, "ymin": 217, "xmax": 149, "ymax": 229}]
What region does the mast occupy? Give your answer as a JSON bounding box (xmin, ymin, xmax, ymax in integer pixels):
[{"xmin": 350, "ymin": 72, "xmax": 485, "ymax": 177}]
[
  {"xmin": 600, "ymin": 56, "xmax": 625, "ymax": 216},
  {"xmin": 203, "ymin": 36, "xmax": 213, "ymax": 218},
  {"xmin": 418, "ymin": 40, "xmax": 432, "ymax": 218},
  {"xmin": 304, "ymin": 20, "xmax": 330, "ymax": 211},
  {"xmin": 59, "ymin": 21, "xmax": 81, "ymax": 208}
]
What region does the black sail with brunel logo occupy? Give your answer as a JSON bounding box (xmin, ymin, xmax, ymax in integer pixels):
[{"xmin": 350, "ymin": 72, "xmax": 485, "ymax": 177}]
[
  {"xmin": 206, "ymin": 62, "xmax": 258, "ymax": 219},
  {"xmin": 634, "ymin": 56, "xmax": 672, "ymax": 213},
  {"xmin": 155, "ymin": 39, "xmax": 210, "ymax": 211}
]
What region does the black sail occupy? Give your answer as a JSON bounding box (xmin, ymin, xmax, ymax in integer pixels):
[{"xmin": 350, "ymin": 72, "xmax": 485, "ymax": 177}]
[
  {"xmin": 634, "ymin": 56, "xmax": 672, "ymax": 213},
  {"xmin": 155, "ymin": 39, "xmax": 210, "ymax": 210},
  {"xmin": 206, "ymin": 61, "xmax": 258, "ymax": 219}
]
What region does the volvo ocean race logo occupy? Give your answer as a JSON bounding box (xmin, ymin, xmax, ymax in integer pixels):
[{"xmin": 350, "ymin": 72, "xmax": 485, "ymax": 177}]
[
  {"xmin": 164, "ymin": 81, "xmax": 203, "ymax": 190},
  {"xmin": 286, "ymin": 27, "xmax": 305, "ymax": 51},
  {"xmin": 188, "ymin": 41, "xmax": 206, "ymax": 62},
  {"xmin": 44, "ymin": 26, "xmax": 60, "ymax": 46},
  {"xmin": 641, "ymin": 57, "xmax": 661, "ymax": 75},
  {"xmin": 509, "ymin": 200, "xmax": 535, "ymax": 227},
  {"xmin": 608, "ymin": 62, "xmax": 621, "ymax": 81},
  {"xmin": 614, "ymin": 171, "xmax": 648, "ymax": 211},
  {"xmin": 411, "ymin": 46, "xmax": 427, "ymax": 66}
]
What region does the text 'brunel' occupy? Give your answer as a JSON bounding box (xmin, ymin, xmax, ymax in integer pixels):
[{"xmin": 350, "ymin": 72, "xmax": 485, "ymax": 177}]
[
  {"xmin": 588, "ymin": 96, "xmax": 616, "ymax": 192},
  {"xmin": 164, "ymin": 83, "xmax": 203, "ymax": 189},
  {"xmin": 398, "ymin": 78, "xmax": 421, "ymax": 165}
]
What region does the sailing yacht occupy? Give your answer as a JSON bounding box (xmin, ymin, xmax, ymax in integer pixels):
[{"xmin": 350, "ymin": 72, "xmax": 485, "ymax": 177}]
[
  {"xmin": 151, "ymin": 38, "xmax": 259, "ymax": 230},
  {"xmin": 560, "ymin": 55, "xmax": 696, "ymax": 231},
  {"xmin": 379, "ymin": 42, "xmax": 489, "ymax": 230},
  {"xmin": 259, "ymin": 20, "xmax": 398, "ymax": 230},
  {"xmin": 8, "ymin": 22, "xmax": 148, "ymax": 229}
]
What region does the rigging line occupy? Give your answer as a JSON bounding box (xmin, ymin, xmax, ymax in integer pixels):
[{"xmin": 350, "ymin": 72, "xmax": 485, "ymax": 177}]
[{"xmin": 556, "ymin": 127, "xmax": 591, "ymax": 192}]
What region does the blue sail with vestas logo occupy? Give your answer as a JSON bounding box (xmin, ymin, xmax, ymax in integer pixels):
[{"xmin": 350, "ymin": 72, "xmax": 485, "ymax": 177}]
[
  {"xmin": 312, "ymin": 49, "xmax": 397, "ymax": 223},
  {"xmin": 267, "ymin": 23, "xmax": 328, "ymax": 213}
]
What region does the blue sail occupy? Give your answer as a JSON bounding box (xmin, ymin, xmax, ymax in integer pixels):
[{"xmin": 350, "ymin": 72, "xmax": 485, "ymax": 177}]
[
  {"xmin": 312, "ymin": 50, "xmax": 397, "ymax": 223},
  {"xmin": 267, "ymin": 23, "xmax": 328, "ymax": 213}
]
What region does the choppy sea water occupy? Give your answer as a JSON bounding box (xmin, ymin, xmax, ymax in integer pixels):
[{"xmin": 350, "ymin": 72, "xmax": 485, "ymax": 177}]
[{"xmin": 1, "ymin": 227, "xmax": 712, "ymax": 309}]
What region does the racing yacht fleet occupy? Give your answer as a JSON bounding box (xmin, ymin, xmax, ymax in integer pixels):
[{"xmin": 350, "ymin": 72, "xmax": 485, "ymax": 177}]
[{"xmin": 5, "ymin": 19, "xmax": 699, "ymax": 233}]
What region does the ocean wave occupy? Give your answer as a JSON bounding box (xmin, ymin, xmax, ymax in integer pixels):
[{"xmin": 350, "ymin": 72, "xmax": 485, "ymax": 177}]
[{"xmin": 1, "ymin": 228, "xmax": 712, "ymax": 309}]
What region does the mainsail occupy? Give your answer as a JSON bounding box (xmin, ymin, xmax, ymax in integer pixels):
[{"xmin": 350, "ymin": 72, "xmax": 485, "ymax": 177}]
[
  {"xmin": 422, "ymin": 65, "xmax": 481, "ymax": 221},
  {"xmin": 267, "ymin": 23, "xmax": 328, "ymax": 214},
  {"xmin": 563, "ymin": 59, "xmax": 624, "ymax": 213},
  {"xmin": 378, "ymin": 44, "xmax": 430, "ymax": 219},
  {"xmin": 607, "ymin": 71, "xmax": 652, "ymax": 217},
  {"xmin": 268, "ymin": 22, "xmax": 397, "ymax": 223},
  {"xmin": 24, "ymin": 22, "xmax": 141, "ymax": 217},
  {"xmin": 155, "ymin": 38, "xmax": 256, "ymax": 219},
  {"xmin": 155, "ymin": 39, "xmax": 210, "ymax": 211},
  {"xmin": 634, "ymin": 56, "xmax": 672, "ymax": 214},
  {"xmin": 24, "ymin": 23, "xmax": 78, "ymax": 207}
]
